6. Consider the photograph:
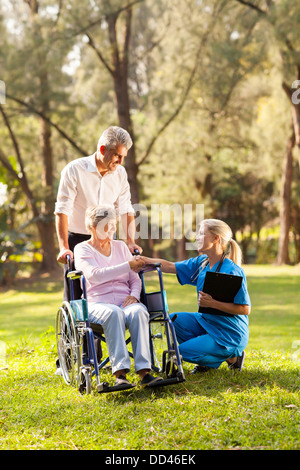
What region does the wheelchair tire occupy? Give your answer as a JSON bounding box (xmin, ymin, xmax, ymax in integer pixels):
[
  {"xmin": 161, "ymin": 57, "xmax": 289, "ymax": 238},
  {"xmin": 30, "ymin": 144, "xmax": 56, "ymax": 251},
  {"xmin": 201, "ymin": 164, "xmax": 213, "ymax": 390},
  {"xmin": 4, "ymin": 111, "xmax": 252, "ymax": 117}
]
[
  {"xmin": 165, "ymin": 354, "xmax": 178, "ymax": 378},
  {"xmin": 78, "ymin": 368, "xmax": 91, "ymax": 395},
  {"xmin": 150, "ymin": 320, "xmax": 168, "ymax": 373},
  {"xmin": 56, "ymin": 302, "xmax": 81, "ymax": 386}
]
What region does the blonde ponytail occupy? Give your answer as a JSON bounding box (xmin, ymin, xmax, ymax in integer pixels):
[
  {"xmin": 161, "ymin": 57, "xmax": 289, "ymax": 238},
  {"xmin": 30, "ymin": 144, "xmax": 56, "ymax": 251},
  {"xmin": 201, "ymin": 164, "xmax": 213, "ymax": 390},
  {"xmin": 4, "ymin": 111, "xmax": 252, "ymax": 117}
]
[
  {"xmin": 203, "ymin": 219, "xmax": 243, "ymax": 267},
  {"xmin": 228, "ymin": 238, "xmax": 243, "ymax": 267}
]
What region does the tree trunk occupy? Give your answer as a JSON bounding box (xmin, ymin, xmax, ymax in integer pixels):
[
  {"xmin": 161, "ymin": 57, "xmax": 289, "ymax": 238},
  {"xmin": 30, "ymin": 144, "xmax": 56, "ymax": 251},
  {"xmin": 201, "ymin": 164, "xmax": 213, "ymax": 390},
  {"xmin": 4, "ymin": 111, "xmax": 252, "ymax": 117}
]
[
  {"xmin": 108, "ymin": 10, "xmax": 140, "ymax": 206},
  {"xmin": 291, "ymin": 102, "xmax": 300, "ymax": 168},
  {"xmin": 38, "ymin": 71, "xmax": 57, "ymax": 271},
  {"xmin": 113, "ymin": 75, "xmax": 139, "ymax": 205},
  {"xmin": 36, "ymin": 219, "xmax": 57, "ymax": 271},
  {"xmin": 26, "ymin": 0, "xmax": 57, "ymax": 271},
  {"xmin": 277, "ymin": 128, "xmax": 295, "ymax": 265},
  {"xmin": 176, "ymin": 238, "xmax": 187, "ymax": 261},
  {"xmin": 283, "ymin": 81, "xmax": 300, "ymax": 169}
]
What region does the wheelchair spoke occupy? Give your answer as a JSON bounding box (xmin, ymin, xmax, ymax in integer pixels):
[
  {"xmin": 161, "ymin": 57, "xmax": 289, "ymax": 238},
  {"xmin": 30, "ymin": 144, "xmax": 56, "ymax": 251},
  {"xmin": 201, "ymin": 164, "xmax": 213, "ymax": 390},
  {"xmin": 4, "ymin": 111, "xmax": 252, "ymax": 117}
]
[{"xmin": 56, "ymin": 303, "xmax": 81, "ymax": 386}]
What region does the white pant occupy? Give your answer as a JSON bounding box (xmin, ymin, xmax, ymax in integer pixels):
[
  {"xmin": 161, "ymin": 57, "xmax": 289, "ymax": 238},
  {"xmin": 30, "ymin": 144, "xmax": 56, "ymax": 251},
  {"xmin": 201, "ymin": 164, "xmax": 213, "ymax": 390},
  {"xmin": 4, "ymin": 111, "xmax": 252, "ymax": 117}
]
[{"xmin": 88, "ymin": 302, "xmax": 151, "ymax": 374}]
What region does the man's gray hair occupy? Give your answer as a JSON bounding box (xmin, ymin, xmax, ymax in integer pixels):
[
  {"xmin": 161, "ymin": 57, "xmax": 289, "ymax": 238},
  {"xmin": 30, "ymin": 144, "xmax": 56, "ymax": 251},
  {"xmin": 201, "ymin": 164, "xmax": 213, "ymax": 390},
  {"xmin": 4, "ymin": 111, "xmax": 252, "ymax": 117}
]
[{"xmin": 97, "ymin": 126, "xmax": 133, "ymax": 151}]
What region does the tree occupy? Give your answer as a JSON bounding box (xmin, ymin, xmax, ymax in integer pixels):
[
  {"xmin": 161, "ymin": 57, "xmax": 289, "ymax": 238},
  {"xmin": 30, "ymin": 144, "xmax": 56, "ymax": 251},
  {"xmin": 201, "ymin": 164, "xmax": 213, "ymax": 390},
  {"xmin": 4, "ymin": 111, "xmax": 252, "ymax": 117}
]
[
  {"xmin": 214, "ymin": 168, "xmax": 276, "ymax": 262},
  {"xmin": 235, "ymin": 0, "xmax": 300, "ymax": 263},
  {"xmin": 277, "ymin": 127, "xmax": 295, "ymax": 264},
  {"xmin": 0, "ymin": 0, "xmax": 78, "ymax": 270},
  {"xmin": 64, "ymin": 0, "xmax": 227, "ymax": 204}
]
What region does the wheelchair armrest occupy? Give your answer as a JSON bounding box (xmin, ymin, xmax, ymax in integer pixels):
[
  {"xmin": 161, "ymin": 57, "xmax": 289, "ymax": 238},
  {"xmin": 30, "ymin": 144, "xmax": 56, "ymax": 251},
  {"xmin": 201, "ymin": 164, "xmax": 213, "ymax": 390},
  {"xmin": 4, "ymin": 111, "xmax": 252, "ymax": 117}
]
[{"xmin": 67, "ymin": 270, "xmax": 83, "ymax": 280}]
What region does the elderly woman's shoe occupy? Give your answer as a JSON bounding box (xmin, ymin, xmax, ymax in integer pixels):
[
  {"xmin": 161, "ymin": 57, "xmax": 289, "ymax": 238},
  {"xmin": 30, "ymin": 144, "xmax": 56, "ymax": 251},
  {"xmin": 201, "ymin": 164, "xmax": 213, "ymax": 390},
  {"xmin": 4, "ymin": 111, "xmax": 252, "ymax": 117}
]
[
  {"xmin": 114, "ymin": 375, "xmax": 136, "ymax": 389},
  {"xmin": 140, "ymin": 373, "xmax": 164, "ymax": 387}
]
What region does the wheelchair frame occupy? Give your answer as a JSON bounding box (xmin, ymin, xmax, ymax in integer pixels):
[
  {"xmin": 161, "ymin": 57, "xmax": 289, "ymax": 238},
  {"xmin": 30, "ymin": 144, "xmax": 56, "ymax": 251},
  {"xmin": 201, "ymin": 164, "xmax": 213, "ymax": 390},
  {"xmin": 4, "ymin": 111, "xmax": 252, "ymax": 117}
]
[{"xmin": 55, "ymin": 255, "xmax": 185, "ymax": 394}]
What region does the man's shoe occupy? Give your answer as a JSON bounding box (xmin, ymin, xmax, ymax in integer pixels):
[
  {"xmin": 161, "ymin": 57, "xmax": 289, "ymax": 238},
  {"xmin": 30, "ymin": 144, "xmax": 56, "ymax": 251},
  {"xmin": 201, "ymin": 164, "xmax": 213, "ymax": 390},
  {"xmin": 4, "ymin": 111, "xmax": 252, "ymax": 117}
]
[{"xmin": 228, "ymin": 351, "xmax": 245, "ymax": 371}]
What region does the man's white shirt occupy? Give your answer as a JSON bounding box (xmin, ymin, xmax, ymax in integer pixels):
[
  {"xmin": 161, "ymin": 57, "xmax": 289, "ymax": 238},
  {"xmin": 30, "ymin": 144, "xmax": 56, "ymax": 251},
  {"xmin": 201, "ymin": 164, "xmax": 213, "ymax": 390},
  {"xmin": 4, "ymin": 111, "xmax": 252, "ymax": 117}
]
[{"xmin": 55, "ymin": 154, "xmax": 134, "ymax": 234}]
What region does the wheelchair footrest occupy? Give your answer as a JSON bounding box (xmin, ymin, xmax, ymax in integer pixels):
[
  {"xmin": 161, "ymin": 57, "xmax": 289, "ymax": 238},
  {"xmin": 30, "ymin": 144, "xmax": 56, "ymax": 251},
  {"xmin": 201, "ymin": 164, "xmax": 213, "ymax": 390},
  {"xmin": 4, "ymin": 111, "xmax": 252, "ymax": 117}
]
[
  {"xmin": 97, "ymin": 382, "xmax": 135, "ymax": 393},
  {"xmin": 150, "ymin": 375, "xmax": 186, "ymax": 388}
]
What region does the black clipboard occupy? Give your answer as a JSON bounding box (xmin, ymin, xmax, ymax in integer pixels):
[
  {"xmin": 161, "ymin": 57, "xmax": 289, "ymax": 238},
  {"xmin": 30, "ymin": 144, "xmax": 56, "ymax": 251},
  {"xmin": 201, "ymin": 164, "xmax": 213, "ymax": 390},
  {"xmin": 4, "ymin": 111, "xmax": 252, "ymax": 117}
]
[{"xmin": 199, "ymin": 271, "xmax": 243, "ymax": 316}]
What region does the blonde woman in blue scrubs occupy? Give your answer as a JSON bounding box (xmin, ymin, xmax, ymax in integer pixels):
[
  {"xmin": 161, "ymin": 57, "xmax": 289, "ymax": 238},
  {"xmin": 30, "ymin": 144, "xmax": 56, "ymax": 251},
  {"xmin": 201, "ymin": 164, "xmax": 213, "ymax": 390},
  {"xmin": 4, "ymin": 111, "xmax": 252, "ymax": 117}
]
[{"xmin": 140, "ymin": 219, "xmax": 251, "ymax": 373}]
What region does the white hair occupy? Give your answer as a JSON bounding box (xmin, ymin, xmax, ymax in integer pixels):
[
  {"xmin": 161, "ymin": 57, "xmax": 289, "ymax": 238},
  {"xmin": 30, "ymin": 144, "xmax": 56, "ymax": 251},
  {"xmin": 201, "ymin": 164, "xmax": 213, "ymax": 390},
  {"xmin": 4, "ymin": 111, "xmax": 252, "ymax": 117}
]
[
  {"xmin": 97, "ymin": 126, "xmax": 133, "ymax": 151},
  {"xmin": 85, "ymin": 205, "xmax": 116, "ymax": 232}
]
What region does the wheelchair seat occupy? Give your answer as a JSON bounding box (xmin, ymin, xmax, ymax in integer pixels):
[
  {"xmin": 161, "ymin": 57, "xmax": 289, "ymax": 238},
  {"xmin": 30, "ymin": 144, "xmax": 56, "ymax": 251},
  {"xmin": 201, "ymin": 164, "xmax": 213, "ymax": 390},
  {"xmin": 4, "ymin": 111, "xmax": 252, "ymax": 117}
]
[{"xmin": 90, "ymin": 322, "xmax": 104, "ymax": 336}]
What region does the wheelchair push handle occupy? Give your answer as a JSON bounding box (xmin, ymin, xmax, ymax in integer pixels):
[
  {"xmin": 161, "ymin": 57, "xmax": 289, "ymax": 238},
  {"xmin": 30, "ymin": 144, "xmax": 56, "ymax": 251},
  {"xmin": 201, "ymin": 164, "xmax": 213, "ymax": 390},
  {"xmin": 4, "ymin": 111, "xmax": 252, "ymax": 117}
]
[
  {"xmin": 66, "ymin": 254, "xmax": 71, "ymax": 270},
  {"xmin": 66, "ymin": 254, "xmax": 83, "ymax": 280},
  {"xmin": 132, "ymin": 248, "xmax": 161, "ymax": 270}
]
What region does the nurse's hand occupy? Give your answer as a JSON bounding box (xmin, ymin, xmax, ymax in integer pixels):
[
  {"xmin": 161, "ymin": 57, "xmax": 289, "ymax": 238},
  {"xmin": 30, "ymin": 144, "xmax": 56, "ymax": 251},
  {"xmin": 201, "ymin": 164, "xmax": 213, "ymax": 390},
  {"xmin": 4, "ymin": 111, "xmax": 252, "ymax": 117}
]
[{"xmin": 198, "ymin": 291, "xmax": 214, "ymax": 308}]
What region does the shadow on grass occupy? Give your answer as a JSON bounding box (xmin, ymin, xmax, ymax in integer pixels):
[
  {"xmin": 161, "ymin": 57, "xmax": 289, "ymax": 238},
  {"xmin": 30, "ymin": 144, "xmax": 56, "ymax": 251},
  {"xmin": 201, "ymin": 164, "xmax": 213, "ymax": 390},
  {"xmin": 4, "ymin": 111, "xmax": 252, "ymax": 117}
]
[
  {"xmin": 1, "ymin": 268, "xmax": 63, "ymax": 294},
  {"xmin": 93, "ymin": 363, "xmax": 300, "ymax": 404}
]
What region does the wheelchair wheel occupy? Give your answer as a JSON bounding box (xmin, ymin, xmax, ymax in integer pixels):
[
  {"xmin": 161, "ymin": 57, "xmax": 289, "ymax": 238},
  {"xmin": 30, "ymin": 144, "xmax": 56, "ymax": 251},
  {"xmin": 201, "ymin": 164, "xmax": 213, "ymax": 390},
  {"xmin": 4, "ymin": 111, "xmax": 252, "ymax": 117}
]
[
  {"xmin": 78, "ymin": 367, "xmax": 91, "ymax": 394},
  {"xmin": 56, "ymin": 302, "xmax": 81, "ymax": 386},
  {"xmin": 150, "ymin": 320, "xmax": 170, "ymax": 373},
  {"xmin": 165, "ymin": 353, "xmax": 180, "ymax": 378}
]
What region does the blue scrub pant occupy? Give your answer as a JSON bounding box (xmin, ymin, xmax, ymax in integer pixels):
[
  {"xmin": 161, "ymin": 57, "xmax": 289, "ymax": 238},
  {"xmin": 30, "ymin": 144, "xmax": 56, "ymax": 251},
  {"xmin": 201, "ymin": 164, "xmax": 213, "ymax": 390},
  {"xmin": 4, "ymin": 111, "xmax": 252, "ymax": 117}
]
[{"xmin": 170, "ymin": 312, "xmax": 234, "ymax": 369}]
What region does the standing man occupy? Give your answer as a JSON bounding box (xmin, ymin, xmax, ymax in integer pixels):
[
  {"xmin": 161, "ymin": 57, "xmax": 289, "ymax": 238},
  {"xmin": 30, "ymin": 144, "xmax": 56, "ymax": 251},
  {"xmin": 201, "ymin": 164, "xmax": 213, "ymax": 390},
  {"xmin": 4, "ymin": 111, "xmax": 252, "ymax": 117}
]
[{"xmin": 55, "ymin": 126, "xmax": 141, "ymax": 296}]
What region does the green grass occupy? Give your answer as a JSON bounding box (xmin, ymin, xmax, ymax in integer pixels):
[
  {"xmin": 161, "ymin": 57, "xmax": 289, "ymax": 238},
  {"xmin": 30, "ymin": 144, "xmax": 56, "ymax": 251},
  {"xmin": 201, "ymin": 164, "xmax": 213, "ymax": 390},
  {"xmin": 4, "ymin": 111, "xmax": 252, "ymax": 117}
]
[{"xmin": 0, "ymin": 265, "xmax": 300, "ymax": 450}]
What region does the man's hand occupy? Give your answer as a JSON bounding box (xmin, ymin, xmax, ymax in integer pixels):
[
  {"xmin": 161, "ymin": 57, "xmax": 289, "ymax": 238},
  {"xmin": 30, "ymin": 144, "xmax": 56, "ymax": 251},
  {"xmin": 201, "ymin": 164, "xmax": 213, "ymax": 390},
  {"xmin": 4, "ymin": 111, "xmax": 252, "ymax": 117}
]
[
  {"xmin": 57, "ymin": 248, "xmax": 73, "ymax": 264},
  {"xmin": 127, "ymin": 240, "xmax": 143, "ymax": 255},
  {"xmin": 129, "ymin": 257, "xmax": 145, "ymax": 272},
  {"xmin": 122, "ymin": 295, "xmax": 139, "ymax": 308}
]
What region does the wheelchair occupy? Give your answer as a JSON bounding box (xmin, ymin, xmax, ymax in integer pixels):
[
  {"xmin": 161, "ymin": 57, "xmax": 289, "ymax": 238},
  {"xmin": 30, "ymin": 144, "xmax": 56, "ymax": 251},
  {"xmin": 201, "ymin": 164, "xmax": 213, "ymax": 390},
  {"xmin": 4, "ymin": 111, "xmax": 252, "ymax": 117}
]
[{"xmin": 55, "ymin": 255, "xmax": 185, "ymax": 394}]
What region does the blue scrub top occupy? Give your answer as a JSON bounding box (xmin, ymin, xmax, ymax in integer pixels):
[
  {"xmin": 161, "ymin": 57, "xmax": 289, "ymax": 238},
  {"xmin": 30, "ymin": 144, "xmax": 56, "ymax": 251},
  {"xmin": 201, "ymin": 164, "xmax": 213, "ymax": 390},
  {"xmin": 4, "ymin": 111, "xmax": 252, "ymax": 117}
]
[{"xmin": 175, "ymin": 255, "xmax": 251, "ymax": 353}]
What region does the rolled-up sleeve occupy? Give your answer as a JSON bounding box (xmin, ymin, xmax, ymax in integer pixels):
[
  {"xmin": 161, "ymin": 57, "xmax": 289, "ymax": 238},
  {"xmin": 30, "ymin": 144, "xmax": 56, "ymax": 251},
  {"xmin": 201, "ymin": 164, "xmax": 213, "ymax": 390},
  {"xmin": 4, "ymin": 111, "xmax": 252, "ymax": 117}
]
[
  {"xmin": 175, "ymin": 256, "xmax": 207, "ymax": 287},
  {"xmin": 114, "ymin": 168, "xmax": 135, "ymax": 216},
  {"xmin": 54, "ymin": 164, "xmax": 77, "ymax": 216},
  {"xmin": 233, "ymin": 271, "xmax": 251, "ymax": 306}
]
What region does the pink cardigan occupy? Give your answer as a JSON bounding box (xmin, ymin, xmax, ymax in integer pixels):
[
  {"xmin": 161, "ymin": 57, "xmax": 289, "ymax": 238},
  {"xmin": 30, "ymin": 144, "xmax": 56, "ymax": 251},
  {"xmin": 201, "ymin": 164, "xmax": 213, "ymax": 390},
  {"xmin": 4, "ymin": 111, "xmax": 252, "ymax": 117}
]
[{"xmin": 74, "ymin": 240, "xmax": 141, "ymax": 305}]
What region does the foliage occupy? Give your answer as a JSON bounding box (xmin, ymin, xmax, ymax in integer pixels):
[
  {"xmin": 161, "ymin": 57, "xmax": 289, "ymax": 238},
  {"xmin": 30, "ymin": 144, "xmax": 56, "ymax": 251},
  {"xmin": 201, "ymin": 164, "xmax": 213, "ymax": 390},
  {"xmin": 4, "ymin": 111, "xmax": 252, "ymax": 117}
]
[
  {"xmin": 0, "ymin": 185, "xmax": 39, "ymax": 284},
  {"xmin": 0, "ymin": 0, "xmax": 300, "ymax": 265}
]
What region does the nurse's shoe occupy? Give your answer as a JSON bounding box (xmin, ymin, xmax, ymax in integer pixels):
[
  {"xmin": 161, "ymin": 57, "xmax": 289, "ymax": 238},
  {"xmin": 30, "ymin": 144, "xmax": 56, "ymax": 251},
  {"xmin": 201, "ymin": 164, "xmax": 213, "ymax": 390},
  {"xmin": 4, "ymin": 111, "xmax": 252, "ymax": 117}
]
[
  {"xmin": 190, "ymin": 365, "xmax": 210, "ymax": 374},
  {"xmin": 228, "ymin": 351, "xmax": 245, "ymax": 371}
]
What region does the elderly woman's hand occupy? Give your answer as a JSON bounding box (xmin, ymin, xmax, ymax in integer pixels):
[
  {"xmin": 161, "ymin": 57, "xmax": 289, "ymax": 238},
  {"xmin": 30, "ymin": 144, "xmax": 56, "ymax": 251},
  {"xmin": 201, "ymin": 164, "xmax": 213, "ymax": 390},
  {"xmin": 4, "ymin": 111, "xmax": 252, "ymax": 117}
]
[
  {"xmin": 122, "ymin": 295, "xmax": 139, "ymax": 307},
  {"xmin": 129, "ymin": 257, "xmax": 145, "ymax": 272}
]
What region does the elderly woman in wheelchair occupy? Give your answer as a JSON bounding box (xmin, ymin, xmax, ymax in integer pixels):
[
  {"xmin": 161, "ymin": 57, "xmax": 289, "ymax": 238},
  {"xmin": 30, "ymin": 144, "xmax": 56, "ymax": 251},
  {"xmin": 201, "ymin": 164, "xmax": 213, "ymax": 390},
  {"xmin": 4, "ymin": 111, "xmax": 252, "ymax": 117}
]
[
  {"xmin": 70, "ymin": 205, "xmax": 164, "ymax": 390},
  {"xmin": 56, "ymin": 204, "xmax": 185, "ymax": 393}
]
